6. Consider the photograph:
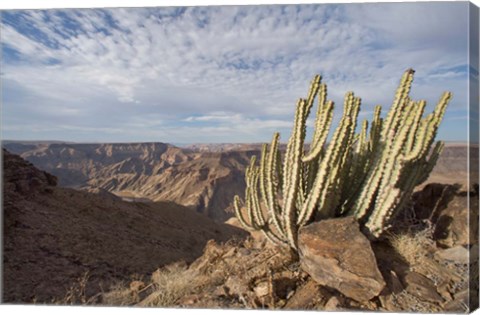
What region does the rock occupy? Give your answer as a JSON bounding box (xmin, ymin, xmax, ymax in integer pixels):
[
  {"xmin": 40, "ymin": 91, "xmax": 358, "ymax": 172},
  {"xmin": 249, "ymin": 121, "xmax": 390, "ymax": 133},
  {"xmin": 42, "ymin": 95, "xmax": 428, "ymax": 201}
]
[
  {"xmin": 444, "ymin": 289, "xmax": 470, "ymax": 312},
  {"xmin": 324, "ymin": 296, "xmax": 343, "ymax": 311},
  {"xmin": 253, "ymin": 281, "xmax": 270, "ymax": 298},
  {"xmin": 436, "ymin": 280, "xmax": 453, "ymax": 302},
  {"xmin": 412, "ymin": 183, "xmax": 478, "ymax": 248},
  {"xmin": 386, "ymin": 271, "xmax": 404, "ymax": 294},
  {"xmin": 238, "ymin": 248, "xmax": 251, "ymax": 256},
  {"xmin": 434, "ymin": 246, "xmax": 470, "ymax": 264},
  {"xmin": 222, "ymin": 247, "xmax": 236, "ymax": 259},
  {"xmin": 188, "ymin": 240, "xmax": 224, "ymax": 273},
  {"xmin": 3, "ymin": 149, "xmax": 58, "ymax": 195},
  {"xmin": 413, "ymin": 183, "xmax": 456, "ymax": 220},
  {"xmin": 284, "ymin": 279, "xmax": 328, "ymax": 309},
  {"xmin": 402, "ymin": 271, "xmax": 443, "ymax": 304},
  {"xmin": 212, "ymin": 286, "xmax": 228, "ymax": 297},
  {"xmin": 177, "ymin": 293, "xmax": 203, "ymax": 306},
  {"xmin": 271, "ymin": 270, "xmax": 298, "ymax": 299},
  {"xmin": 298, "ymin": 216, "xmax": 386, "ymax": 302},
  {"xmin": 378, "ymin": 294, "xmax": 398, "ymax": 311},
  {"xmin": 225, "ymin": 276, "xmax": 249, "ymax": 297},
  {"xmin": 434, "ymin": 194, "xmax": 476, "ymax": 247}
]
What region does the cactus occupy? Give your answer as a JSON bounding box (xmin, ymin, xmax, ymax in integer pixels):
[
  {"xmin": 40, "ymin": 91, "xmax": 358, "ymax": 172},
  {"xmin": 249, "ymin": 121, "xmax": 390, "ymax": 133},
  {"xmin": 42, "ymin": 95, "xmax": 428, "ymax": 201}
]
[{"xmin": 233, "ymin": 69, "xmax": 450, "ymax": 250}]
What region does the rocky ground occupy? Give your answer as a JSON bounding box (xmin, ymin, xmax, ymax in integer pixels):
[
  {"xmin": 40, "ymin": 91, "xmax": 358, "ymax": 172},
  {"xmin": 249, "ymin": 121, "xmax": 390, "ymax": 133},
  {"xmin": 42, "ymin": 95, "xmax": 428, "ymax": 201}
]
[
  {"xmin": 2, "ymin": 149, "xmax": 247, "ymax": 303},
  {"xmin": 96, "ymin": 182, "xmax": 478, "ymax": 312},
  {"xmin": 2, "ymin": 145, "xmax": 478, "ymax": 311}
]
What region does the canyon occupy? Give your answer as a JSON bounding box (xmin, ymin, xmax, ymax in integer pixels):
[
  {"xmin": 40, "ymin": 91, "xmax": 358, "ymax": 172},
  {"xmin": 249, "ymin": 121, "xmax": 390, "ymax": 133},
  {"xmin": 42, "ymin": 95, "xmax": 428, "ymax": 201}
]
[{"xmin": 3, "ymin": 141, "xmax": 474, "ymax": 223}]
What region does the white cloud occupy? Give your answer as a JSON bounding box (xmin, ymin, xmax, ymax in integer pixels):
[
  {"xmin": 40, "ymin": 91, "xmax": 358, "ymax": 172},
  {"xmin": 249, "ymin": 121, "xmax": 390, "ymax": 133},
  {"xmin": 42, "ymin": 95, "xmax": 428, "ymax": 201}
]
[{"xmin": 1, "ymin": 2, "xmax": 470, "ymax": 143}]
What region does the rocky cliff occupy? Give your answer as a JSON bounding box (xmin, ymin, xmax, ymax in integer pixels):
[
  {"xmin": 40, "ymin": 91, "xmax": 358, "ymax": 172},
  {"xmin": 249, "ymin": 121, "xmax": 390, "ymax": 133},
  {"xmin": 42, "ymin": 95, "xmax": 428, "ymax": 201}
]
[
  {"xmin": 4, "ymin": 141, "xmax": 474, "ymax": 222},
  {"xmin": 4, "ymin": 142, "xmax": 257, "ymax": 221}
]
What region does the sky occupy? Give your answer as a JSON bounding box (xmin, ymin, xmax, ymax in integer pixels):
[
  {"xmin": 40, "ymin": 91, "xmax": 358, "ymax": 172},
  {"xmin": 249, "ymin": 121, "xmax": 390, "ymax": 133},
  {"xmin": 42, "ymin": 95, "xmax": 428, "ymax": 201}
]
[{"xmin": 0, "ymin": 1, "xmax": 475, "ymax": 143}]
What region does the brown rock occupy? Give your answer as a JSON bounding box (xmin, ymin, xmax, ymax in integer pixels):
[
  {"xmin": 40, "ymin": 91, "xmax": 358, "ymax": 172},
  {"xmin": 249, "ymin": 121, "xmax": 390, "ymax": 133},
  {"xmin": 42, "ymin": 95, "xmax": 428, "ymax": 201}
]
[
  {"xmin": 436, "ymin": 280, "xmax": 453, "ymax": 302},
  {"xmin": 253, "ymin": 281, "xmax": 270, "ymax": 298},
  {"xmin": 222, "ymin": 247, "xmax": 237, "ymax": 259},
  {"xmin": 378, "ymin": 294, "xmax": 398, "ymax": 311},
  {"xmin": 434, "ymin": 194, "xmax": 476, "ymax": 247},
  {"xmin": 324, "ymin": 296, "xmax": 343, "ymax": 311},
  {"xmin": 284, "ymin": 279, "xmax": 328, "ymax": 310},
  {"xmin": 238, "ymin": 248, "xmax": 251, "ymax": 256},
  {"xmin": 212, "ymin": 286, "xmax": 228, "ymax": 297},
  {"xmin": 3, "ymin": 149, "xmax": 58, "ymax": 195},
  {"xmin": 444, "ymin": 289, "xmax": 470, "ymax": 312},
  {"xmin": 434, "ymin": 245, "xmax": 470, "ymax": 264},
  {"xmin": 402, "ymin": 271, "xmax": 443, "ymax": 304},
  {"xmin": 385, "ymin": 271, "xmax": 404, "ymax": 294},
  {"xmin": 412, "ymin": 183, "xmax": 457, "ymax": 220},
  {"xmin": 225, "ymin": 276, "xmax": 249, "ymax": 297},
  {"xmin": 298, "ymin": 216, "xmax": 385, "ymax": 302},
  {"xmin": 177, "ymin": 293, "xmax": 203, "ymax": 306}
]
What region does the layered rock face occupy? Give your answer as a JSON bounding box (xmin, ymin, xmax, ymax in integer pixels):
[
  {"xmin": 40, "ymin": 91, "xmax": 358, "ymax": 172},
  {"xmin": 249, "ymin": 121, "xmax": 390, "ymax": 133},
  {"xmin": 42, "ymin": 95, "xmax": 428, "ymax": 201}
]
[
  {"xmin": 3, "ymin": 142, "xmax": 473, "ymax": 222},
  {"xmin": 4, "ymin": 142, "xmax": 257, "ymax": 221}
]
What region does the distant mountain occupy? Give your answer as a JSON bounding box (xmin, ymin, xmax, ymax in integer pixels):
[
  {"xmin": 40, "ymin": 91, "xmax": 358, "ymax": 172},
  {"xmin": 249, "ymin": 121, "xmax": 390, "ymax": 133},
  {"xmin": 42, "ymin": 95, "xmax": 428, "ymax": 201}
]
[
  {"xmin": 182, "ymin": 142, "xmax": 290, "ymax": 153},
  {"xmin": 2, "ymin": 149, "xmax": 247, "ymax": 303},
  {"xmin": 183, "ymin": 143, "xmax": 265, "ymax": 153},
  {"xmin": 3, "ymin": 141, "xmax": 474, "ymax": 223},
  {"xmin": 3, "ymin": 142, "xmax": 257, "ymax": 221}
]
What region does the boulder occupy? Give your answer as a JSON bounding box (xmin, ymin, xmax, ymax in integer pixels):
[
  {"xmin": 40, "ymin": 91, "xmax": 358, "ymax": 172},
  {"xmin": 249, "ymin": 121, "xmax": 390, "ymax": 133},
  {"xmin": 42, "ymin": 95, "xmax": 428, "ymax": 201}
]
[
  {"xmin": 434, "ymin": 245, "xmax": 470, "ymax": 264},
  {"xmin": 402, "ymin": 271, "xmax": 444, "ymax": 304},
  {"xmin": 385, "ymin": 270, "xmax": 404, "ymax": 294},
  {"xmin": 413, "ymin": 183, "xmax": 455, "ymax": 220},
  {"xmin": 298, "ymin": 216, "xmax": 385, "ymax": 302},
  {"xmin": 284, "ymin": 279, "xmax": 329, "ymax": 310},
  {"xmin": 433, "ymin": 194, "xmax": 476, "ymax": 247}
]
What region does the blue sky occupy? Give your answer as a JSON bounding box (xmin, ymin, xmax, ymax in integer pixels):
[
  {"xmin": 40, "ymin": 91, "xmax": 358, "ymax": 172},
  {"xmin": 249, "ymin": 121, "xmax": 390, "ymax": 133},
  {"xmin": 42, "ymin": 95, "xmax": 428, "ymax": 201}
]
[{"xmin": 0, "ymin": 2, "xmax": 473, "ymax": 143}]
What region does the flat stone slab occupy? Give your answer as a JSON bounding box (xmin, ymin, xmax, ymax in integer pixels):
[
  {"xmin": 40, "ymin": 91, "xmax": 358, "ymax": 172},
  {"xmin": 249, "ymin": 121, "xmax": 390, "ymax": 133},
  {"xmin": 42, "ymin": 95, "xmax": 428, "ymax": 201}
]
[
  {"xmin": 298, "ymin": 216, "xmax": 385, "ymax": 302},
  {"xmin": 434, "ymin": 245, "xmax": 469, "ymax": 264}
]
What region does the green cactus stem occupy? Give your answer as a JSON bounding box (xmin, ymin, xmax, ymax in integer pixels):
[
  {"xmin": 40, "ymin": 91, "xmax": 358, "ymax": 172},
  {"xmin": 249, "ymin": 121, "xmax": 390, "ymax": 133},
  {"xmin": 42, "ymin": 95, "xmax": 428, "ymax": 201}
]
[{"xmin": 233, "ymin": 69, "xmax": 451, "ymax": 250}]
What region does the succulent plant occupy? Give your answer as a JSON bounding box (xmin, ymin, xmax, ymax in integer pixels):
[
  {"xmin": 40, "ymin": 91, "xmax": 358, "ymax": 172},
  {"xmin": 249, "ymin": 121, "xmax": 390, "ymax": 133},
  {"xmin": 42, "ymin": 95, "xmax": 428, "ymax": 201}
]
[{"xmin": 234, "ymin": 69, "xmax": 451, "ymax": 250}]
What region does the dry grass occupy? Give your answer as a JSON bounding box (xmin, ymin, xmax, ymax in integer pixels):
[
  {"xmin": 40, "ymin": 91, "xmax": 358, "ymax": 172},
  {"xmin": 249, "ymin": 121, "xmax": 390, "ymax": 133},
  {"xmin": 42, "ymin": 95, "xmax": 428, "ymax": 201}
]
[
  {"xmin": 52, "ymin": 271, "xmax": 101, "ymax": 305},
  {"xmin": 137, "ymin": 262, "xmax": 210, "ymax": 307},
  {"xmin": 100, "ymin": 262, "xmax": 209, "ymax": 307},
  {"xmin": 100, "ymin": 264, "xmax": 203, "ymax": 307},
  {"xmin": 388, "ymin": 229, "xmax": 435, "ymax": 267},
  {"xmin": 101, "ymin": 281, "xmax": 140, "ymax": 306},
  {"xmin": 99, "ymin": 239, "xmax": 294, "ymax": 308}
]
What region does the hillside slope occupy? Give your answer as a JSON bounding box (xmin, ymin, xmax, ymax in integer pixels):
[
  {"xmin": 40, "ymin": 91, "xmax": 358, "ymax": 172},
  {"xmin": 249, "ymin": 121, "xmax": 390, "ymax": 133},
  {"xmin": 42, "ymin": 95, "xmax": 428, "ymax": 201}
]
[{"xmin": 2, "ymin": 149, "xmax": 247, "ymax": 303}]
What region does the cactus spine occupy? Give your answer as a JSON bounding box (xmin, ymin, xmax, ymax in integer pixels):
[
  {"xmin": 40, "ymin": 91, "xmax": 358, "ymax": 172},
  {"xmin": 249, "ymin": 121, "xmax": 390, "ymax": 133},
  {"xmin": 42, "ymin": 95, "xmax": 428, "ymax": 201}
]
[{"xmin": 233, "ymin": 69, "xmax": 451, "ymax": 250}]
